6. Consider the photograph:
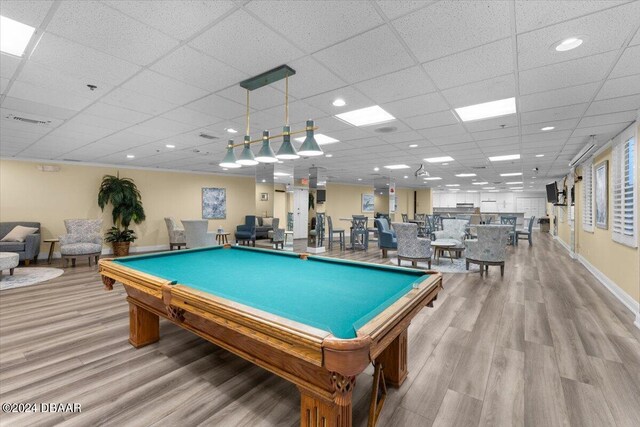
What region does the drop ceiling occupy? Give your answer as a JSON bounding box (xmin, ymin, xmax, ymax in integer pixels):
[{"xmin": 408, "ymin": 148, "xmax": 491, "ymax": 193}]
[{"xmin": 1, "ymin": 0, "xmax": 639, "ymax": 193}]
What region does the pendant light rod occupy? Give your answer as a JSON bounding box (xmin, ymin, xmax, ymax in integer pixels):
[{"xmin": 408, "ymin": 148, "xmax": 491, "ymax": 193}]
[
  {"xmin": 245, "ymin": 89, "xmax": 250, "ymax": 136},
  {"xmin": 285, "ymin": 74, "xmax": 289, "ymax": 125}
]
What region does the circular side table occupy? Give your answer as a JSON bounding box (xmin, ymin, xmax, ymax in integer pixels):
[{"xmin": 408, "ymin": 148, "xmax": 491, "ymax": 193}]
[
  {"xmin": 44, "ymin": 238, "xmax": 59, "ymax": 264},
  {"xmin": 216, "ymin": 232, "xmax": 230, "ymax": 245},
  {"xmin": 430, "ymin": 239, "xmax": 458, "ymax": 264}
]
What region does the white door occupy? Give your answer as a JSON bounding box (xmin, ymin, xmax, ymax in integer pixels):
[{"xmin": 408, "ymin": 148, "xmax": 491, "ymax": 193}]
[{"xmin": 293, "ymin": 188, "xmax": 308, "ymax": 239}]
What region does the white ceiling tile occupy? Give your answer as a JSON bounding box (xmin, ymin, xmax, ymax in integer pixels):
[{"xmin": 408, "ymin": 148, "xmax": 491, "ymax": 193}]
[
  {"xmin": 270, "ymin": 56, "xmax": 347, "ymax": 100},
  {"xmin": 520, "ymin": 103, "xmax": 587, "ymax": 125},
  {"xmin": 520, "ymin": 118, "xmax": 580, "ymax": 134},
  {"xmin": 313, "ymin": 25, "xmax": 414, "ymax": 84},
  {"xmin": 303, "ymin": 86, "xmax": 374, "ymax": 116},
  {"xmin": 572, "ymin": 122, "xmax": 631, "ymax": 138},
  {"xmin": 93, "ymin": 131, "xmax": 157, "ymax": 148},
  {"xmin": 101, "ymin": 87, "xmax": 177, "ymax": 115},
  {"xmin": 189, "ymin": 9, "xmax": 303, "ymax": 75},
  {"xmin": 428, "ymin": 133, "xmax": 475, "ymax": 146},
  {"xmin": 133, "ymin": 117, "xmax": 198, "ymax": 136},
  {"xmin": 66, "ymin": 113, "xmax": 130, "ymax": 132},
  {"xmin": 17, "ymin": 61, "xmax": 114, "ymax": 99},
  {"xmin": 418, "ymin": 123, "xmax": 468, "ymax": 139},
  {"xmin": 517, "ymin": 2, "xmax": 640, "ymax": 70},
  {"xmin": 609, "ymin": 45, "xmax": 640, "ymax": 79},
  {"xmin": 471, "ymin": 126, "xmax": 519, "ymax": 141},
  {"xmin": 378, "ymin": 130, "xmax": 422, "ymax": 144},
  {"xmin": 159, "ymin": 107, "xmax": 221, "ymax": 128},
  {"xmin": 261, "ymin": 100, "xmax": 326, "ymax": 125},
  {"xmin": 376, "ymin": 1, "xmax": 435, "ymax": 20},
  {"xmin": 382, "ymin": 92, "xmax": 449, "ymax": 118},
  {"xmin": 0, "ymin": 0, "xmax": 53, "ymax": 27},
  {"xmin": 424, "ymin": 38, "xmax": 513, "ymax": 89},
  {"xmin": 217, "ymin": 84, "xmax": 284, "ymax": 111},
  {"xmin": 184, "ymin": 93, "xmax": 246, "ymax": 120},
  {"xmin": 151, "ymin": 45, "xmax": 246, "ymax": 92},
  {"xmin": 354, "ymin": 66, "xmax": 436, "ymax": 104},
  {"xmin": 595, "ymin": 73, "xmax": 640, "ymax": 100},
  {"xmin": 514, "ymin": 0, "xmax": 630, "ymax": 33},
  {"xmin": 1, "ymin": 96, "xmax": 77, "ymax": 120},
  {"xmin": 521, "ymin": 130, "xmax": 572, "ymax": 143},
  {"xmin": 122, "ymin": 70, "xmax": 209, "ymax": 105},
  {"xmin": 0, "ymin": 53, "xmax": 21, "ymax": 79},
  {"xmin": 8, "ymin": 80, "xmax": 95, "ymax": 111},
  {"xmin": 441, "ymin": 74, "xmax": 516, "ymax": 108},
  {"xmin": 393, "ymin": 0, "xmax": 511, "ymax": 62},
  {"xmin": 0, "ymin": 77, "xmax": 9, "ymax": 94},
  {"xmin": 518, "ymin": 81, "xmax": 599, "ymax": 112},
  {"xmin": 245, "ymin": 1, "xmax": 383, "ymax": 53},
  {"xmin": 29, "ymin": 33, "xmax": 141, "ymax": 86},
  {"xmin": 47, "ymin": 0, "xmax": 179, "ymax": 66},
  {"xmin": 466, "ymin": 115, "xmax": 518, "ymax": 133},
  {"xmin": 577, "ymin": 110, "xmax": 637, "ymax": 128},
  {"xmin": 631, "ymin": 27, "xmax": 640, "ymax": 46},
  {"xmin": 518, "ymin": 50, "xmax": 617, "ymax": 95},
  {"xmin": 81, "ymin": 102, "xmax": 152, "ymax": 125},
  {"xmin": 403, "ymin": 110, "xmax": 459, "ymax": 130},
  {"xmin": 585, "ymin": 94, "xmax": 640, "ymax": 116},
  {"xmin": 104, "ymin": 0, "xmax": 236, "ymax": 40}
]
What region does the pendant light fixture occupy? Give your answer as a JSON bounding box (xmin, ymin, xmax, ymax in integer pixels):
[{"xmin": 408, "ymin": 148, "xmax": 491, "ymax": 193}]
[
  {"xmin": 276, "ymin": 74, "xmax": 299, "ymax": 160},
  {"xmin": 236, "ymin": 90, "xmax": 258, "ymax": 166},
  {"xmin": 298, "ymin": 120, "xmax": 323, "ymax": 157},
  {"xmin": 255, "ymin": 130, "xmax": 278, "ymax": 163},
  {"xmin": 219, "ymin": 139, "xmax": 241, "ymax": 168}
]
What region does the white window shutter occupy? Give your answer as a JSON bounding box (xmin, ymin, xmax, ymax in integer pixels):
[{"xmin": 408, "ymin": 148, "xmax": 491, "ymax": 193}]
[
  {"xmin": 582, "ymin": 160, "xmax": 594, "ymax": 232},
  {"xmin": 612, "ymin": 136, "xmax": 637, "ymax": 247}
]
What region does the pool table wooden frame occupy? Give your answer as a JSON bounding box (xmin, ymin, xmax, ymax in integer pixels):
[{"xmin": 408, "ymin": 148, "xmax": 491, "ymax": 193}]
[{"xmin": 99, "ymin": 247, "xmax": 442, "ymax": 427}]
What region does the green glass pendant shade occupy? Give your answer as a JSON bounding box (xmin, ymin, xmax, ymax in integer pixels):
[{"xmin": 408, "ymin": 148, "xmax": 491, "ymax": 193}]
[
  {"xmin": 255, "ymin": 130, "xmax": 278, "ymax": 163},
  {"xmin": 219, "ymin": 140, "xmax": 241, "ymax": 168},
  {"xmin": 276, "ymin": 126, "xmax": 299, "ymax": 160},
  {"xmin": 236, "ymin": 135, "xmax": 258, "ymax": 166},
  {"xmin": 297, "ymin": 120, "xmax": 323, "ymax": 157}
]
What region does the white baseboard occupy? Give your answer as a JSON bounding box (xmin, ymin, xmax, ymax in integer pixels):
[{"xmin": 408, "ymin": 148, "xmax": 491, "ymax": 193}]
[
  {"xmin": 554, "ymin": 235, "xmax": 572, "ymax": 254},
  {"xmin": 576, "ymin": 254, "xmax": 640, "ymax": 330},
  {"xmin": 38, "ymin": 244, "xmax": 170, "ymax": 260}
]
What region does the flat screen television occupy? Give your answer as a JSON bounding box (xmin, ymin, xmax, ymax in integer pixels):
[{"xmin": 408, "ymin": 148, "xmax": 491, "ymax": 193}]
[
  {"xmin": 316, "ymin": 189, "xmax": 326, "ymax": 203},
  {"xmin": 546, "ymin": 182, "xmax": 558, "ymax": 204}
]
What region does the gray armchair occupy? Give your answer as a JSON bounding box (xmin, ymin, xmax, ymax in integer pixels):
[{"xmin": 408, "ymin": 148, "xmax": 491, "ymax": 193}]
[
  {"xmin": 60, "ymin": 219, "xmax": 103, "ymax": 267},
  {"xmin": 235, "ymin": 215, "xmax": 256, "ymax": 246},
  {"xmin": 433, "ymin": 219, "xmax": 467, "ymax": 243},
  {"xmin": 374, "ymin": 218, "xmax": 397, "ymax": 258},
  {"xmin": 465, "ymin": 225, "xmax": 511, "ymax": 276},
  {"xmin": 164, "ymin": 217, "xmax": 186, "ymax": 250},
  {"xmin": 0, "ymin": 221, "xmax": 40, "ymax": 265},
  {"xmin": 393, "ymin": 222, "xmax": 432, "ymax": 269},
  {"xmin": 182, "ymin": 220, "xmax": 216, "ymax": 248},
  {"xmin": 267, "ymin": 218, "xmax": 280, "ymax": 241}
]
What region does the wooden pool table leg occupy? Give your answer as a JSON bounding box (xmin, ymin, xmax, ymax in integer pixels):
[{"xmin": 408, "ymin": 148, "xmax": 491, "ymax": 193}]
[
  {"xmin": 375, "ymin": 329, "xmax": 408, "ymax": 388},
  {"xmin": 128, "ymin": 302, "xmax": 159, "ymax": 348},
  {"xmin": 299, "ymin": 374, "xmax": 355, "ymax": 427}
]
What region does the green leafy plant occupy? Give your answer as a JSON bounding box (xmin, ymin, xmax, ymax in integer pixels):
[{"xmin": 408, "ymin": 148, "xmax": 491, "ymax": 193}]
[
  {"xmin": 104, "ymin": 227, "xmax": 137, "ymax": 243},
  {"xmin": 98, "ymin": 173, "xmax": 146, "ymax": 242}
]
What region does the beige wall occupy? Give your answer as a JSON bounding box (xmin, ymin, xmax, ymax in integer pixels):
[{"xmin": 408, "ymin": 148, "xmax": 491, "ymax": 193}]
[
  {"xmin": 415, "ymin": 188, "xmax": 432, "ymax": 214},
  {"xmin": 255, "ymin": 182, "xmax": 274, "ymax": 217},
  {"xmin": 0, "ymin": 159, "xmax": 255, "ymax": 253}
]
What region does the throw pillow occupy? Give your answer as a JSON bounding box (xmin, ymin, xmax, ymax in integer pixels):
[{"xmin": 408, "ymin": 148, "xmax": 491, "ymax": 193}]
[
  {"xmin": 1, "ymin": 225, "xmax": 38, "ymax": 242},
  {"xmin": 257, "ymin": 217, "xmax": 263, "ymax": 226},
  {"xmin": 262, "ymin": 217, "xmax": 273, "ymax": 227}
]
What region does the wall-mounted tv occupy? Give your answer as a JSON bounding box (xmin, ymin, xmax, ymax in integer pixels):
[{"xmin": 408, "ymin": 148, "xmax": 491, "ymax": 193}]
[
  {"xmin": 316, "ymin": 189, "xmax": 326, "ymax": 203},
  {"xmin": 546, "ymin": 182, "xmax": 558, "ymax": 204}
]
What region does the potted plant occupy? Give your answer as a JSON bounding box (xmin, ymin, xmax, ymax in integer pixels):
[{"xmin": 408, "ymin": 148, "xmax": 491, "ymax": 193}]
[{"xmin": 98, "ymin": 173, "xmax": 146, "ymax": 256}]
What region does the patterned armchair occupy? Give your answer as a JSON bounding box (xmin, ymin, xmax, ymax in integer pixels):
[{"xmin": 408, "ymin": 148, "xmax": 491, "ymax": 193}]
[
  {"xmin": 235, "ymin": 215, "xmax": 256, "ymax": 246},
  {"xmin": 182, "ymin": 219, "xmax": 216, "ymax": 248},
  {"xmin": 164, "ymin": 217, "xmax": 186, "ymax": 250},
  {"xmin": 267, "ymin": 218, "xmax": 281, "ymax": 241},
  {"xmin": 374, "ymin": 218, "xmax": 397, "ymax": 258},
  {"xmin": 393, "ymin": 222, "xmax": 432, "ymax": 269},
  {"xmin": 59, "ymin": 219, "xmax": 103, "ymax": 267},
  {"xmin": 465, "ymin": 225, "xmax": 511, "ymax": 276},
  {"xmin": 433, "ymin": 219, "xmax": 467, "ymax": 243},
  {"xmin": 272, "ymin": 228, "xmax": 285, "ymax": 250}
]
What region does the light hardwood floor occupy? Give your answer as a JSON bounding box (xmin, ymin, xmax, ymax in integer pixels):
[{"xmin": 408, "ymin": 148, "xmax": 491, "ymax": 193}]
[{"xmin": 1, "ymin": 232, "xmax": 639, "ymax": 426}]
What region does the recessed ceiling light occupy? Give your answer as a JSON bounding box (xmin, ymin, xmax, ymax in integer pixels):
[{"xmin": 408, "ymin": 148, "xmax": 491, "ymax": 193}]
[
  {"xmin": 501, "ymin": 172, "xmax": 522, "ymax": 177},
  {"xmin": 325, "ymin": 154, "xmax": 333, "ymax": 158},
  {"xmin": 126, "ymin": 154, "xmax": 135, "ymax": 159},
  {"xmin": 0, "ymin": 16, "xmax": 36, "ymax": 57},
  {"xmin": 441, "ymin": 163, "xmax": 449, "ymax": 166},
  {"xmin": 226, "ymin": 128, "xmax": 238, "ymax": 134},
  {"xmin": 261, "ymin": 179, "xmax": 266, "ymax": 183},
  {"xmin": 294, "ymin": 133, "xmax": 339, "ymax": 145},
  {"xmin": 467, "ymin": 190, "xmax": 478, "ymax": 193},
  {"xmin": 483, "ymin": 187, "xmax": 495, "ymax": 190},
  {"xmin": 506, "ymin": 181, "xmax": 523, "ymax": 185},
  {"xmin": 510, "ymin": 187, "xmax": 524, "ymax": 190},
  {"xmin": 404, "ymin": 175, "xmax": 408, "ymax": 179},
  {"xmin": 554, "ymin": 37, "xmax": 583, "ymax": 52},
  {"xmin": 423, "ymin": 177, "xmax": 442, "ymax": 180},
  {"xmin": 536, "ymin": 154, "xmax": 545, "ymax": 157},
  {"xmin": 540, "ymin": 126, "xmax": 555, "ymax": 131},
  {"xmin": 454, "ymin": 97, "xmax": 516, "ymax": 122},
  {"xmin": 357, "ymin": 178, "xmax": 362, "ymax": 181},
  {"xmin": 472, "ymin": 182, "xmax": 489, "ymax": 185},
  {"xmin": 424, "ymin": 156, "xmax": 454, "ymax": 163},
  {"xmin": 449, "ymin": 188, "xmax": 460, "ymax": 191},
  {"xmin": 273, "ymin": 172, "xmax": 291, "ymax": 176},
  {"xmin": 446, "ymin": 184, "xmax": 460, "ymax": 187},
  {"xmin": 335, "ymin": 105, "xmax": 395, "ymax": 127},
  {"xmin": 374, "ymin": 167, "xmax": 380, "ymax": 171},
  {"xmin": 384, "ymin": 164, "xmax": 410, "ymax": 170},
  {"xmin": 489, "ymin": 154, "xmax": 520, "ymax": 162},
  {"xmin": 223, "ymin": 168, "xmax": 228, "ymax": 171},
  {"xmin": 455, "ymin": 173, "xmax": 476, "ymax": 177},
  {"xmin": 332, "ymin": 98, "xmax": 346, "ymax": 107},
  {"xmin": 409, "ymin": 144, "xmax": 418, "ymax": 148},
  {"xmin": 165, "ymin": 144, "xmax": 175, "ymax": 148}
]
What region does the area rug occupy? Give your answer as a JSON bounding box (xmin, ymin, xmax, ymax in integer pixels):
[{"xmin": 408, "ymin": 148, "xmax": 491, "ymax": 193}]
[
  {"xmin": 388, "ymin": 257, "xmax": 480, "ymax": 274},
  {"xmin": 0, "ymin": 267, "xmax": 64, "ymax": 291}
]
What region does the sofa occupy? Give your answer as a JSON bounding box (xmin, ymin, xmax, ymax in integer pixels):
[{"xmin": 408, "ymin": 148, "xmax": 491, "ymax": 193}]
[
  {"xmin": 255, "ymin": 216, "xmax": 276, "ymax": 239},
  {"xmin": 0, "ymin": 221, "xmax": 41, "ymax": 265}
]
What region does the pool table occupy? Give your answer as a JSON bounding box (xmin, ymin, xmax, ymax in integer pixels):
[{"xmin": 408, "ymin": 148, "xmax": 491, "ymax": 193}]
[{"xmin": 99, "ymin": 245, "xmax": 442, "ymax": 427}]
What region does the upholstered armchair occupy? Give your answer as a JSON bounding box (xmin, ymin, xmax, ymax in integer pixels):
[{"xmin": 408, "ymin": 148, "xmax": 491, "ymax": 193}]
[
  {"xmin": 465, "ymin": 225, "xmax": 511, "ymax": 276},
  {"xmin": 374, "ymin": 218, "xmax": 397, "ymax": 258},
  {"xmin": 393, "ymin": 222, "xmax": 432, "ymax": 269},
  {"xmin": 433, "ymin": 219, "xmax": 467, "ymax": 243},
  {"xmin": 164, "ymin": 217, "xmax": 186, "ymax": 250},
  {"xmin": 59, "ymin": 219, "xmax": 103, "ymax": 267},
  {"xmin": 235, "ymin": 215, "xmax": 256, "ymax": 246},
  {"xmin": 272, "ymin": 228, "xmax": 285, "ymax": 250},
  {"xmin": 267, "ymin": 218, "xmax": 280, "ymax": 241},
  {"xmin": 181, "ymin": 219, "xmax": 216, "ymax": 248}
]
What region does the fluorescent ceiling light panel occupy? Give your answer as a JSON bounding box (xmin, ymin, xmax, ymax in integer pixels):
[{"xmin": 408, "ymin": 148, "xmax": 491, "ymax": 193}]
[
  {"xmin": 424, "ymin": 156, "xmax": 454, "ymax": 163},
  {"xmin": 510, "ymin": 186, "xmax": 524, "ymax": 189},
  {"xmin": 445, "ymin": 184, "xmax": 460, "ymax": 187},
  {"xmin": 423, "ymin": 177, "xmax": 442, "ymax": 180},
  {"xmin": 500, "ymin": 172, "xmax": 522, "ymax": 176},
  {"xmin": 483, "ymin": 187, "xmax": 495, "ymax": 190},
  {"xmin": 536, "ymin": 154, "xmax": 545, "ymax": 157},
  {"xmin": 409, "ymin": 144, "xmax": 418, "ymax": 148},
  {"xmin": 454, "ymin": 97, "xmax": 516, "ymax": 122},
  {"xmin": 0, "ymin": 15, "xmax": 36, "ymax": 57},
  {"xmin": 273, "ymin": 172, "xmax": 291, "ymax": 176},
  {"xmin": 334, "ymin": 105, "xmax": 395, "ymax": 127},
  {"xmin": 506, "ymin": 181, "xmax": 523, "ymax": 184},
  {"xmin": 467, "ymin": 190, "xmax": 477, "ymax": 193},
  {"xmin": 294, "ymin": 133, "xmax": 338, "ymax": 145},
  {"xmin": 455, "ymin": 173, "xmax": 476, "ymax": 177},
  {"xmin": 472, "ymin": 181, "xmax": 488, "ymax": 185},
  {"xmin": 489, "ymin": 154, "xmax": 520, "ymax": 162},
  {"xmin": 540, "ymin": 126, "xmax": 555, "ymax": 131},
  {"xmin": 384, "ymin": 164, "xmax": 410, "ymax": 170}
]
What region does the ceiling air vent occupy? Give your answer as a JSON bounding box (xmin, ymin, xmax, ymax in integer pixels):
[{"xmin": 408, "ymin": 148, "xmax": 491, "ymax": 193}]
[
  {"xmin": 62, "ymin": 159, "xmax": 81, "ymax": 162},
  {"xmin": 6, "ymin": 114, "xmax": 51, "ymax": 126},
  {"xmin": 374, "ymin": 126, "xmax": 397, "ymax": 133},
  {"xmin": 471, "ymin": 166, "xmax": 487, "ymax": 169},
  {"xmin": 199, "ymin": 133, "xmax": 218, "ymax": 140}
]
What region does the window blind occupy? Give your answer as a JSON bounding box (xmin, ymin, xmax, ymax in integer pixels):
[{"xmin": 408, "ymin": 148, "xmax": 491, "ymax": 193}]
[
  {"xmin": 582, "ymin": 160, "xmax": 594, "ymax": 232},
  {"xmin": 612, "ymin": 136, "xmax": 637, "ymax": 247}
]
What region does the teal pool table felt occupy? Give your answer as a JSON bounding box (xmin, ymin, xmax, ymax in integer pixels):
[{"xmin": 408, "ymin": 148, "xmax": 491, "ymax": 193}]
[{"xmin": 114, "ymin": 246, "xmax": 430, "ymax": 339}]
